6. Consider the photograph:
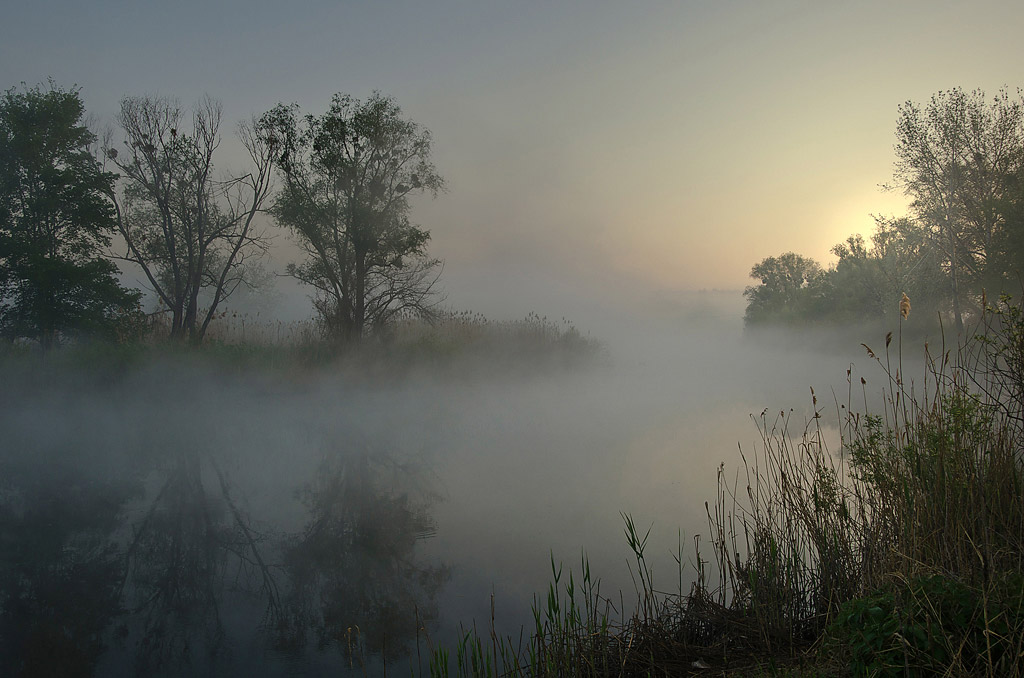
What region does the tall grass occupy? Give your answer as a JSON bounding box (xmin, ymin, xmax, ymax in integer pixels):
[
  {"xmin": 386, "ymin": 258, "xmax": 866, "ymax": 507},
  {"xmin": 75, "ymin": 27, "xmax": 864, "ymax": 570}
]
[
  {"xmin": 430, "ymin": 294, "xmax": 1024, "ymax": 676},
  {"xmin": 0, "ymin": 308, "xmax": 601, "ymax": 378}
]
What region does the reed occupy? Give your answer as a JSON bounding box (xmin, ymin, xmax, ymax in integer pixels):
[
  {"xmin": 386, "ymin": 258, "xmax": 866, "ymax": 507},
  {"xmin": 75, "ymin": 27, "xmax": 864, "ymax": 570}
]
[
  {"xmin": 430, "ymin": 294, "xmax": 1024, "ymax": 676},
  {"xmin": 0, "ymin": 308, "xmax": 601, "ymax": 378}
]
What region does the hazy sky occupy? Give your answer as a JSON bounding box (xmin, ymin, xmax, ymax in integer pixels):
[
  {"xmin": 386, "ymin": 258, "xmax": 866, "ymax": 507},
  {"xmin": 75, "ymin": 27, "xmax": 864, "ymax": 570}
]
[{"xmin": 3, "ymin": 0, "xmax": 1023, "ymax": 319}]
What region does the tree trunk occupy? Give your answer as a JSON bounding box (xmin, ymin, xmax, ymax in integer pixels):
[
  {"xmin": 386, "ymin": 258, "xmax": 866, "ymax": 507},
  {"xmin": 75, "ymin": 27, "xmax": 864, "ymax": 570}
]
[
  {"xmin": 947, "ymin": 218, "xmax": 965, "ymax": 334},
  {"xmin": 354, "ymin": 252, "xmax": 366, "ymax": 340}
]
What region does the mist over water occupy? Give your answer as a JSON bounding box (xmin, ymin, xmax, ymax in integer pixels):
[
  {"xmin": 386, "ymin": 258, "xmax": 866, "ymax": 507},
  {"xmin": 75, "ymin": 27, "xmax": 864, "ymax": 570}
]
[{"xmin": 0, "ymin": 291, "xmax": 928, "ymax": 675}]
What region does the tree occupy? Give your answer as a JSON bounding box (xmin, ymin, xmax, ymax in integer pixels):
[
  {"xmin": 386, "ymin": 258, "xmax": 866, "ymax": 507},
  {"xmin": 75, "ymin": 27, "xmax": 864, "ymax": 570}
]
[
  {"xmin": 0, "ymin": 83, "xmax": 141, "ymax": 347},
  {"xmin": 827, "ymin": 235, "xmax": 887, "ymax": 320},
  {"xmin": 892, "ymin": 87, "xmax": 1024, "ymax": 331},
  {"xmin": 865, "ymin": 216, "xmax": 950, "ymax": 320},
  {"xmin": 260, "ymin": 93, "xmax": 444, "ymax": 341},
  {"xmin": 105, "ymin": 95, "xmax": 274, "ymax": 343},
  {"xmin": 992, "ymin": 163, "xmax": 1024, "ymax": 288},
  {"xmin": 829, "ymin": 218, "xmax": 950, "ymax": 324},
  {"xmin": 743, "ymin": 252, "xmax": 826, "ymax": 325}
]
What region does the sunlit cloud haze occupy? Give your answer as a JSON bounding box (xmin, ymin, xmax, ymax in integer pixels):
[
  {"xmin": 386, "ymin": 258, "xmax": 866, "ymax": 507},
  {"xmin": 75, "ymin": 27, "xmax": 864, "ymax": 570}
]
[{"xmin": 3, "ymin": 0, "xmax": 1023, "ymax": 321}]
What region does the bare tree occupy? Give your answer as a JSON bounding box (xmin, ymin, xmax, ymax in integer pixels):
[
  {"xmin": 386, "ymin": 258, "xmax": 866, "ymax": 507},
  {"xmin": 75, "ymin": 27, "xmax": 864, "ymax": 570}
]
[{"xmin": 105, "ymin": 95, "xmax": 274, "ymax": 343}]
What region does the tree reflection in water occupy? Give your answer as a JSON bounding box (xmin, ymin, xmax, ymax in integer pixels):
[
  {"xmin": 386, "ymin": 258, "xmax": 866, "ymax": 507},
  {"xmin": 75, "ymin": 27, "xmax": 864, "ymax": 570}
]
[
  {"xmin": 278, "ymin": 449, "xmax": 449, "ymax": 665},
  {"xmin": 0, "ymin": 442, "xmax": 447, "ymax": 676},
  {"xmin": 119, "ymin": 449, "xmax": 277, "ymax": 674},
  {"xmin": 0, "ymin": 460, "xmax": 137, "ymax": 677}
]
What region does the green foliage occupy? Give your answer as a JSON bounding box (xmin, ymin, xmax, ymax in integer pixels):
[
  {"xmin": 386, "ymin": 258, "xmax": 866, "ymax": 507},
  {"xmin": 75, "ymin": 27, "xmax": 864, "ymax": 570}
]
[
  {"xmin": 829, "ymin": 591, "xmax": 902, "ymax": 676},
  {"xmin": 991, "ymin": 166, "xmax": 1024, "ymax": 289},
  {"xmin": 894, "ymin": 87, "xmax": 1024, "ymax": 328},
  {"xmin": 743, "ymin": 252, "xmax": 828, "ymax": 324},
  {"xmin": 831, "ymin": 574, "xmax": 1024, "ymax": 676},
  {"xmin": 260, "ymin": 92, "xmax": 444, "ymax": 341},
  {"xmin": 828, "ymin": 219, "xmax": 950, "ymax": 324},
  {"xmin": 744, "ymin": 218, "xmax": 952, "ymax": 328},
  {"xmin": 0, "ymin": 82, "xmax": 142, "ymax": 346},
  {"xmin": 745, "ymin": 87, "xmax": 1024, "ymax": 329}
]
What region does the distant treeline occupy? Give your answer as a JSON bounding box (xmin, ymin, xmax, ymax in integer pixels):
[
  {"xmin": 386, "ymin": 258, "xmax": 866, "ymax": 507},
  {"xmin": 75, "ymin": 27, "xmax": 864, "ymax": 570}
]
[{"xmin": 745, "ymin": 88, "xmax": 1024, "ymax": 330}]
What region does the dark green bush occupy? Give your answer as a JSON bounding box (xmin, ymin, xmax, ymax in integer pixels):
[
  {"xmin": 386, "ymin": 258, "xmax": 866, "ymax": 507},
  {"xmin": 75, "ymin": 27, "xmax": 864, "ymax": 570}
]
[{"xmin": 831, "ymin": 573, "xmax": 1024, "ymax": 676}]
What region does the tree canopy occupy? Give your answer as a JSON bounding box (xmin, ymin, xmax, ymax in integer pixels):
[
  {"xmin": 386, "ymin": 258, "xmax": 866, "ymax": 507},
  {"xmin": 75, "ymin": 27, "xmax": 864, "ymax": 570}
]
[
  {"xmin": 0, "ymin": 83, "xmax": 141, "ymax": 346},
  {"xmin": 743, "ymin": 252, "xmax": 826, "ymax": 324},
  {"xmin": 893, "ymin": 87, "xmax": 1024, "ymax": 330},
  {"xmin": 260, "ymin": 92, "xmax": 444, "ymax": 341},
  {"xmin": 745, "ymin": 87, "xmax": 1024, "ymax": 331}
]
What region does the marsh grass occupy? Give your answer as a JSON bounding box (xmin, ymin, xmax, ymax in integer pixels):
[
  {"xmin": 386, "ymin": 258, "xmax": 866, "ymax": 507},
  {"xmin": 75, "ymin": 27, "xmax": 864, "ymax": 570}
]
[
  {"xmin": 430, "ymin": 294, "xmax": 1024, "ymax": 676},
  {"xmin": 0, "ymin": 308, "xmax": 601, "ymax": 380},
  {"xmin": 171, "ymin": 308, "xmax": 598, "ymax": 361}
]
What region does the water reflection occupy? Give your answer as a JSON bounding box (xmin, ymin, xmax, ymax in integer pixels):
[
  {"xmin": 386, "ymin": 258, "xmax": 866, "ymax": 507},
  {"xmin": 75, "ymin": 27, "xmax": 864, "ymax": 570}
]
[
  {"xmin": 0, "ymin": 442, "xmax": 446, "ymax": 676},
  {"xmin": 277, "ymin": 451, "xmax": 448, "ymax": 663},
  {"xmin": 119, "ymin": 450, "xmax": 261, "ymax": 674},
  {"xmin": 0, "ymin": 463, "xmax": 135, "ymax": 677}
]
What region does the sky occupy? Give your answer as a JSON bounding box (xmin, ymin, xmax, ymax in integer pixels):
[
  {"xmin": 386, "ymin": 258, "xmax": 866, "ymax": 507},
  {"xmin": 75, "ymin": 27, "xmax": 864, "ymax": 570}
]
[{"xmin": 3, "ymin": 0, "xmax": 1023, "ymax": 320}]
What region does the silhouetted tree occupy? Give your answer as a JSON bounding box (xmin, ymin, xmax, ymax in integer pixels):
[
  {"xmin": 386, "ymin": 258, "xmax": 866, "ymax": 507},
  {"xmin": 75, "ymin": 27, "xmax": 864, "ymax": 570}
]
[
  {"xmin": 260, "ymin": 93, "xmax": 444, "ymax": 341},
  {"xmin": 892, "ymin": 87, "xmax": 1024, "ymax": 330},
  {"xmin": 105, "ymin": 95, "xmax": 274, "ymax": 343},
  {"xmin": 744, "ymin": 88, "xmax": 1024, "ymax": 329},
  {"xmin": 743, "ymin": 252, "xmax": 826, "ymax": 324},
  {"xmin": 0, "ymin": 83, "xmax": 142, "ymax": 346},
  {"xmin": 992, "ymin": 163, "xmax": 1024, "ymax": 289},
  {"xmin": 829, "ymin": 218, "xmax": 950, "ymax": 323}
]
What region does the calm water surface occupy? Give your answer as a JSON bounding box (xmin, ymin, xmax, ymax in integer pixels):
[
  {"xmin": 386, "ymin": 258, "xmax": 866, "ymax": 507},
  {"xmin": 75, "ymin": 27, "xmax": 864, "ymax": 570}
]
[{"xmin": 1, "ymin": 307, "xmax": 906, "ymax": 675}]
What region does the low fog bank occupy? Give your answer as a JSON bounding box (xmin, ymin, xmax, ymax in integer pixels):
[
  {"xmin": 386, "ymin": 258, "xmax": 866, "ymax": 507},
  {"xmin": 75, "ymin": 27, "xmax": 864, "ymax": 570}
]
[{"xmin": 0, "ymin": 291, "xmax": 935, "ymax": 672}]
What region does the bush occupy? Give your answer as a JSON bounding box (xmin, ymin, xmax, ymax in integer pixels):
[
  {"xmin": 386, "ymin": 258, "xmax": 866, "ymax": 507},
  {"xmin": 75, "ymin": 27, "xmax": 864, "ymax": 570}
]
[{"xmin": 831, "ymin": 573, "xmax": 1024, "ymax": 676}]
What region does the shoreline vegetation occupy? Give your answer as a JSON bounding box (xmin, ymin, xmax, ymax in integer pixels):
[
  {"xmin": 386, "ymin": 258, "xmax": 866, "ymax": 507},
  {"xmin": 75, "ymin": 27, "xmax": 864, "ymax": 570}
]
[
  {"xmin": 424, "ymin": 294, "xmax": 1024, "ymax": 677},
  {"xmin": 4, "ymin": 81, "xmax": 1024, "ymax": 675},
  {"xmin": 10, "ymin": 294, "xmax": 1018, "ymax": 677},
  {"xmin": 0, "ymin": 309, "xmax": 604, "ymax": 381},
  {"xmin": 2, "ymin": 297, "xmax": 1022, "ymax": 675},
  {"xmin": 741, "ymin": 88, "xmax": 1024, "ymax": 337}
]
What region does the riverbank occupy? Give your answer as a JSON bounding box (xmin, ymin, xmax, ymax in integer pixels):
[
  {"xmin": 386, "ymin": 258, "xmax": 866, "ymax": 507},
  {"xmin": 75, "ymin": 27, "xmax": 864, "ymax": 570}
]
[{"xmin": 429, "ymin": 295, "xmax": 1024, "ymax": 677}]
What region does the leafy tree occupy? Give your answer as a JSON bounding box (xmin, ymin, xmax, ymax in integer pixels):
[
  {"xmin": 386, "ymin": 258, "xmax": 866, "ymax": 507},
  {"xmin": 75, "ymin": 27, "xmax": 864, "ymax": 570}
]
[
  {"xmin": 105, "ymin": 95, "xmax": 274, "ymax": 343},
  {"xmin": 0, "ymin": 83, "xmax": 141, "ymax": 347},
  {"xmin": 743, "ymin": 223, "xmax": 951, "ymax": 328},
  {"xmin": 827, "ymin": 235, "xmax": 884, "ymax": 319},
  {"xmin": 743, "ymin": 252, "xmax": 826, "ymax": 324},
  {"xmin": 892, "ymin": 87, "xmax": 1024, "ymax": 330},
  {"xmin": 991, "ymin": 163, "xmax": 1024, "ymax": 289},
  {"xmin": 260, "ymin": 93, "xmax": 444, "ymax": 341},
  {"xmin": 829, "ymin": 218, "xmax": 950, "ymax": 324},
  {"xmin": 744, "ymin": 88, "xmax": 1024, "ymax": 329},
  {"xmin": 867, "ymin": 217, "xmax": 950, "ymax": 320}
]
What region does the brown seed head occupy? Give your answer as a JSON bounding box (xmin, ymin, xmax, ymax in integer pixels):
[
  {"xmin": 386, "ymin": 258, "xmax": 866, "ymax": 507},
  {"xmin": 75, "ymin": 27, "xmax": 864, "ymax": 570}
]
[{"xmin": 900, "ymin": 292, "xmax": 911, "ymax": 319}]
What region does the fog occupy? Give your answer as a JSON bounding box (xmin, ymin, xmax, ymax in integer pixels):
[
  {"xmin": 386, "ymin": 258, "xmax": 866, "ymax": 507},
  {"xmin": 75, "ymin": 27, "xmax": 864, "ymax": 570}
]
[
  {"xmin": 4, "ymin": 0, "xmax": 1022, "ymax": 672},
  {"xmin": 0, "ymin": 290, "xmax": 932, "ymax": 674},
  {"xmin": 7, "ymin": 2, "xmax": 1024, "ymax": 306}
]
